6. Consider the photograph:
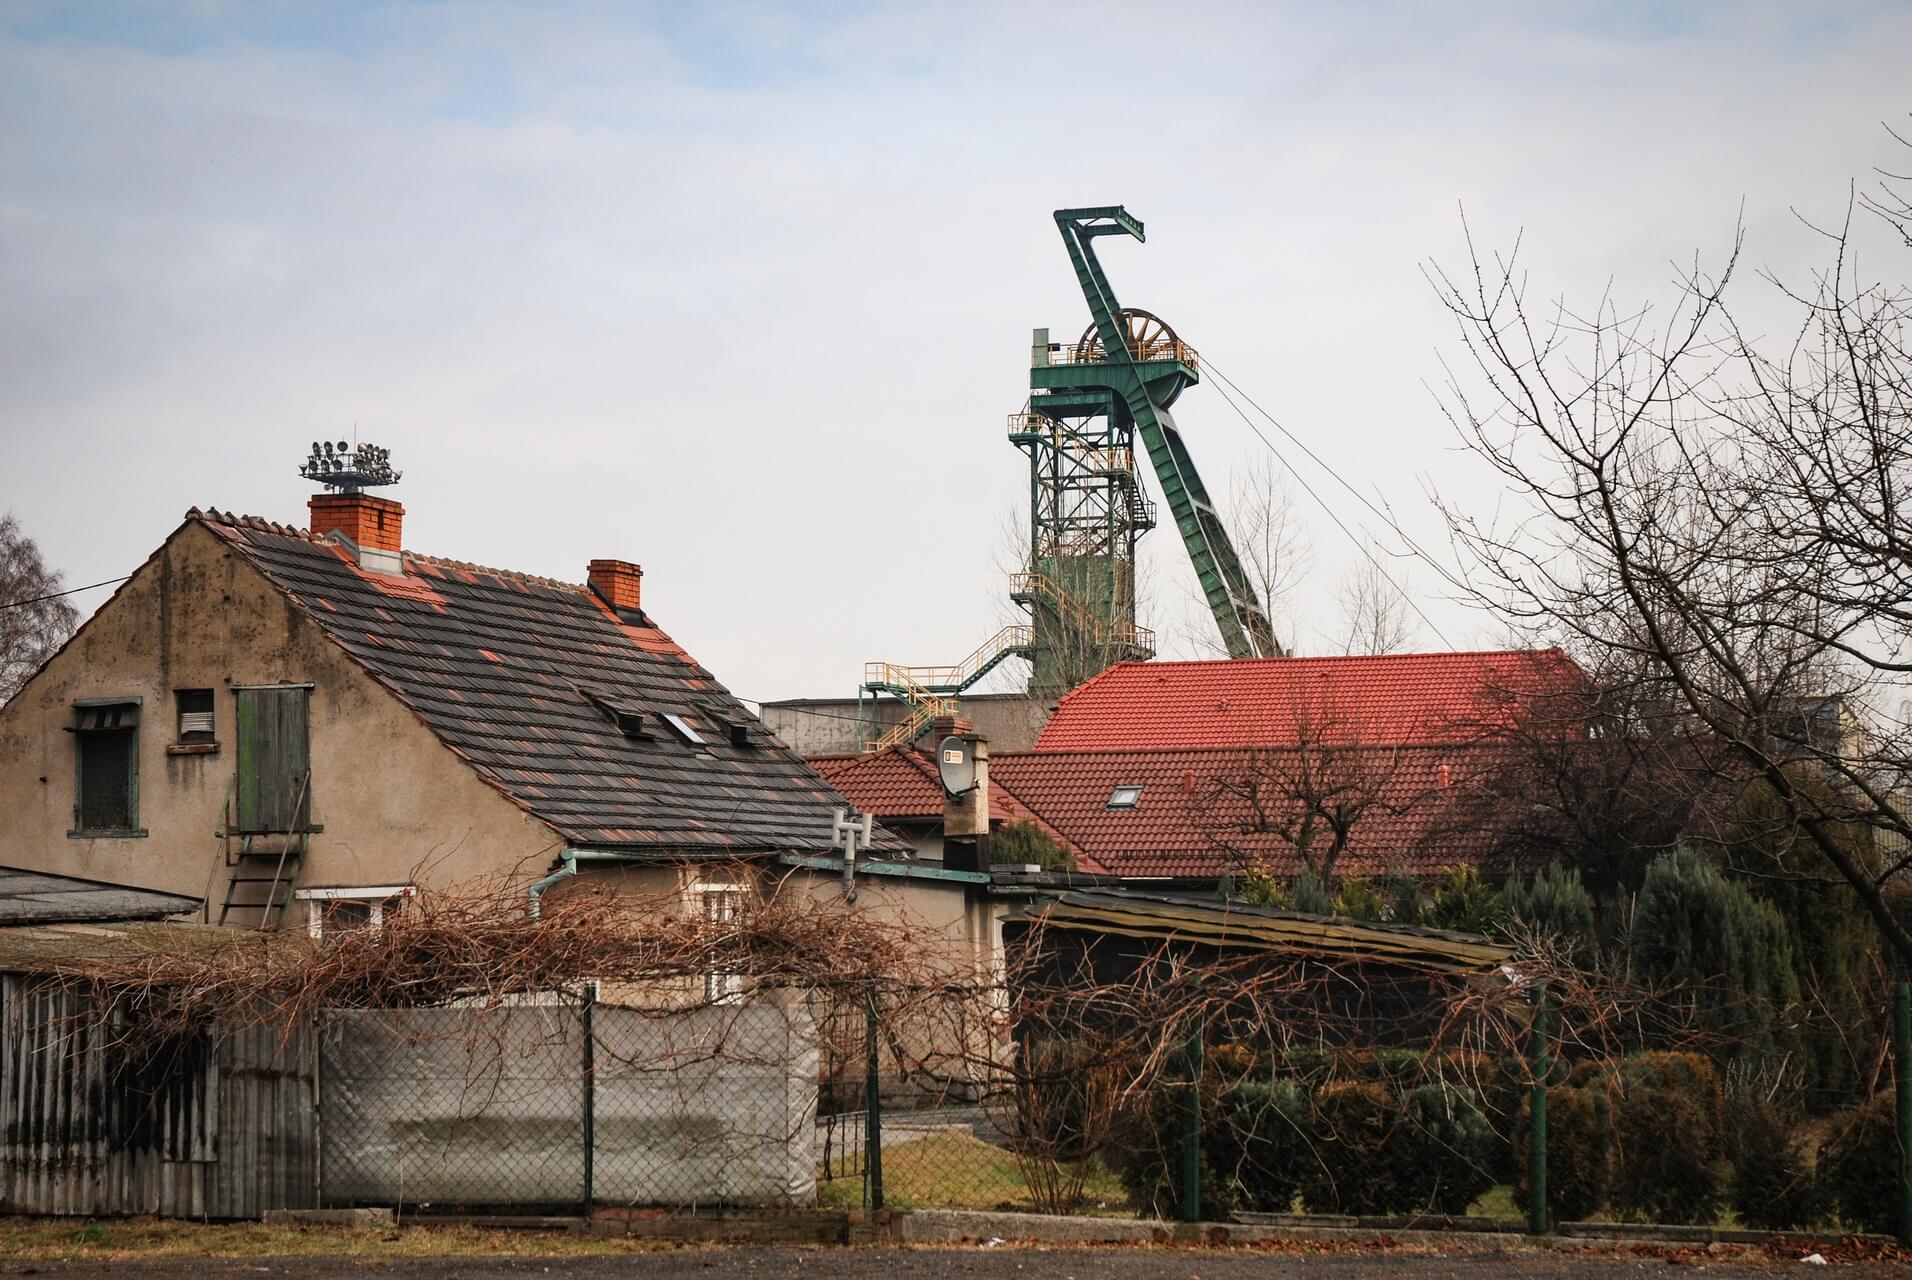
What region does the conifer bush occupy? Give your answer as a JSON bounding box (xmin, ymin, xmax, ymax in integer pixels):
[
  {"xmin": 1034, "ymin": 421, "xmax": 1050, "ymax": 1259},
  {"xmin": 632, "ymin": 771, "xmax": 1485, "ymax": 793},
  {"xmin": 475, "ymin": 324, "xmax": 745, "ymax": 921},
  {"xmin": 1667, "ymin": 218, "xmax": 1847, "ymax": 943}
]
[
  {"xmin": 1514, "ymin": 1085, "xmax": 1611, "ymax": 1224},
  {"xmin": 1397, "ymin": 1082, "xmax": 1497, "ymax": 1215},
  {"xmin": 1729, "ymin": 1097, "xmax": 1827, "ymax": 1231},
  {"xmin": 1500, "ymin": 863, "xmax": 1597, "ymax": 966},
  {"xmin": 1212, "ymin": 1078, "xmax": 1311, "ymax": 1213},
  {"xmin": 1819, "ymin": 1096, "xmax": 1905, "ymax": 1236},
  {"xmin": 1299, "ymin": 1081, "xmax": 1404, "ymax": 1214}
]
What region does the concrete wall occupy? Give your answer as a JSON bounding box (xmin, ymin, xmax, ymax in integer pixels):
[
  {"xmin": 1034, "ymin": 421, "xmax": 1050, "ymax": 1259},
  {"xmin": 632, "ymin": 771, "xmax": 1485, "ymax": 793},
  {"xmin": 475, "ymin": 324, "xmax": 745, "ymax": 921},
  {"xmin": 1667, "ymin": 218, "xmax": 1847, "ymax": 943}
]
[
  {"xmin": 319, "ymin": 1002, "xmax": 816, "ymax": 1208},
  {"xmin": 762, "ymin": 692, "xmax": 1054, "ymax": 757},
  {"xmin": 0, "ymin": 520, "xmax": 560, "ymax": 925}
]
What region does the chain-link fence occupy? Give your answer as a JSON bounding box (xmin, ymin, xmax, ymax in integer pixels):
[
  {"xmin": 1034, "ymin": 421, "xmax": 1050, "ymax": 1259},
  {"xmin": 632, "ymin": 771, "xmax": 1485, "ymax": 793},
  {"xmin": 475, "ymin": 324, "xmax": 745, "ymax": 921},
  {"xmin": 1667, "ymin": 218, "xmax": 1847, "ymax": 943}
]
[
  {"xmin": 818, "ymin": 978, "xmax": 1912, "ymax": 1238},
  {"xmin": 319, "ymin": 995, "xmax": 817, "ymax": 1213}
]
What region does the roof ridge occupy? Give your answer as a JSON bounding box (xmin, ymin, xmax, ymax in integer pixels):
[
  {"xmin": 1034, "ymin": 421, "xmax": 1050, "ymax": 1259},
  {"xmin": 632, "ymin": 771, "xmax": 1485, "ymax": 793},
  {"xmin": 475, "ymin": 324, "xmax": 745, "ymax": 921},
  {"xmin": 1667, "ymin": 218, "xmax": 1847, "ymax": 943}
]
[
  {"xmin": 189, "ymin": 509, "xmax": 589, "ymax": 594},
  {"xmin": 1084, "ymin": 649, "xmax": 1564, "ymax": 673},
  {"xmin": 406, "ymin": 550, "xmax": 584, "ymax": 592},
  {"xmin": 1000, "ymin": 740, "xmax": 1506, "ymax": 762}
]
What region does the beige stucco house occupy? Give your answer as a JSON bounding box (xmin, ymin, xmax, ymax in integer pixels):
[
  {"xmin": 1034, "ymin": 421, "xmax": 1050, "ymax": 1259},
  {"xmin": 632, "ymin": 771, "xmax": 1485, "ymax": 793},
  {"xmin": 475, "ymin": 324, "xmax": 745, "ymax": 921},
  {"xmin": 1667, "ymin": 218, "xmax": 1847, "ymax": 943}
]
[{"xmin": 0, "ymin": 489, "xmax": 1004, "ymax": 967}]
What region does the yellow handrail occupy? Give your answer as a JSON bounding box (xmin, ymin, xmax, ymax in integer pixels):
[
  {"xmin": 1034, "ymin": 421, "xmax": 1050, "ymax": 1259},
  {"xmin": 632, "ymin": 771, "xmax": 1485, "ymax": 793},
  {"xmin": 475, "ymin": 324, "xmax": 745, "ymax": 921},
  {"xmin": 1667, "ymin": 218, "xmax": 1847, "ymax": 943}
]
[
  {"xmin": 1009, "ymin": 572, "xmax": 1155, "ymax": 653},
  {"xmin": 862, "ymin": 625, "xmax": 1034, "ymax": 693}
]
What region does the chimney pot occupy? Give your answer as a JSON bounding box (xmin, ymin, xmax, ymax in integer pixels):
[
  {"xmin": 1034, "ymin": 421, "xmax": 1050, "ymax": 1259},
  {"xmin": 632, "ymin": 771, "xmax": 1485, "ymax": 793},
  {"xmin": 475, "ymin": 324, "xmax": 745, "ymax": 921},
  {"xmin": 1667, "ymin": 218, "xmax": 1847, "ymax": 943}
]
[
  {"xmin": 929, "ymin": 714, "xmax": 974, "ymax": 741},
  {"xmin": 309, "ymin": 492, "xmax": 405, "ymax": 572},
  {"xmin": 588, "ymin": 559, "xmax": 644, "ymax": 615}
]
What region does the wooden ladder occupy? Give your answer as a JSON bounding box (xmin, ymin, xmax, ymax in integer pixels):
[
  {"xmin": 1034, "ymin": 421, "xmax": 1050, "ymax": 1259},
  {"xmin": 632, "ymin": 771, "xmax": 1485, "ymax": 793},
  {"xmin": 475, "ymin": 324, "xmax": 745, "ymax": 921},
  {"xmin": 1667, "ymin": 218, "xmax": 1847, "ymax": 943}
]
[{"xmin": 216, "ymin": 770, "xmax": 310, "ymax": 930}]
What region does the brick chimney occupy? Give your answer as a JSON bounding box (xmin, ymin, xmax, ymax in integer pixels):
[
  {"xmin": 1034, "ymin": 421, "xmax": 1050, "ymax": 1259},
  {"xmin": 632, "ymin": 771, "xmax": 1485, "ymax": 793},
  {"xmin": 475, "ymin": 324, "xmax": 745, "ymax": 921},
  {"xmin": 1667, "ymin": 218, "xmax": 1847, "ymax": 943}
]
[
  {"xmin": 588, "ymin": 560, "xmax": 643, "ymax": 616},
  {"xmin": 310, "ymin": 492, "xmax": 402, "ymax": 550},
  {"xmin": 310, "ymin": 493, "xmax": 404, "ymax": 574},
  {"xmin": 929, "ymin": 713, "xmax": 973, "ymax": 741}
]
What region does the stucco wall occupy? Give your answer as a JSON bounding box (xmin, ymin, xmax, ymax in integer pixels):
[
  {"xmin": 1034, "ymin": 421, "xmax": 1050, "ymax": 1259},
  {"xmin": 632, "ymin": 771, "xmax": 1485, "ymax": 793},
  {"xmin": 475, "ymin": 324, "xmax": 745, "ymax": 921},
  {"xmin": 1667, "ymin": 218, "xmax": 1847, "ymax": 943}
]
[{"xmin": 0, "ymin": 520, "xmax": 559, "ymax": 921}]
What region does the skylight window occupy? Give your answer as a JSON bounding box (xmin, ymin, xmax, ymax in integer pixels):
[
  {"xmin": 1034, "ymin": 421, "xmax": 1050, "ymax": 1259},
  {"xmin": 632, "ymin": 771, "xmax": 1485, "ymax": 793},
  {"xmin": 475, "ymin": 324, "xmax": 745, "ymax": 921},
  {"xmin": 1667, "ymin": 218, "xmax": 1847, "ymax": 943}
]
[
  {"xmin": 1107, "ymin": 784, "xmax": 1144, "ymax": 810},
  {"xmin": 661, "ymin": 713, "xmax": 706, "ymax": 745}
]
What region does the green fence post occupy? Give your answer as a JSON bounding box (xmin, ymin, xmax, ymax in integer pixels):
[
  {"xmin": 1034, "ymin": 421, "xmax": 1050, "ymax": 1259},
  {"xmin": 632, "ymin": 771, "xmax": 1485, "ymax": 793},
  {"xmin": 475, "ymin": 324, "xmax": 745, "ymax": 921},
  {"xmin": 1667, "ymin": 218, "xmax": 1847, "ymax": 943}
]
[
  {"xmin": 1896, "ymin": 974, "xmax": 1911, "ymax": 1245},
  {"xmin": 1180, "ymin": 1009, "xmax": 1203, "ymax": 1224},
  {"xmin": 865, "ymin": 988, "xmax": 884, "ymax": 1212},
  {"xmin": 1528, "ymin": 986, "xmax": 1549, "ymax": 1236},
  {"xmin": 580, "ymin": 983, "xmax": 596, "ymax": 1220}
]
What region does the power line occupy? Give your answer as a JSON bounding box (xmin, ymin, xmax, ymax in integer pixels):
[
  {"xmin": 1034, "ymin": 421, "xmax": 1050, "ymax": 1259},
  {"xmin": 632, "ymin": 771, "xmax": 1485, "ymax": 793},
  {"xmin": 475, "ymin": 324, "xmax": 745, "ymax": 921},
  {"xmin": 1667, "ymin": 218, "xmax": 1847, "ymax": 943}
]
[
  {"xmin": 1201, "ymin": 370, "xmax": 1459, "ymax": 652},
  {"xmin": 1202, "ymin": 355, "xmax": 1475, "ymax": 601},
  {"xmin": 0, "ymin": 575, "xmax": 132, "ymax": 611}
]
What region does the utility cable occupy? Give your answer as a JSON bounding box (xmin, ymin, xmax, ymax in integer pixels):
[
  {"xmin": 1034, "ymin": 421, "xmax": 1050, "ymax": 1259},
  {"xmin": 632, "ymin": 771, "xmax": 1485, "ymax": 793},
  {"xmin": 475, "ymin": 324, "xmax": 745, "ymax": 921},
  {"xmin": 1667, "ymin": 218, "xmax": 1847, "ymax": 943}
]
[
  {"xmin": 0, "ymin": 574, "xmax": 132, "ymax": 610},
  {"xmin": 1201, "ymin": 354, "xmax": 1475, "ymax": 600},
  {"xmin": 1202, "ymin": 371, "xmax": 1459, "ymax": 651}
]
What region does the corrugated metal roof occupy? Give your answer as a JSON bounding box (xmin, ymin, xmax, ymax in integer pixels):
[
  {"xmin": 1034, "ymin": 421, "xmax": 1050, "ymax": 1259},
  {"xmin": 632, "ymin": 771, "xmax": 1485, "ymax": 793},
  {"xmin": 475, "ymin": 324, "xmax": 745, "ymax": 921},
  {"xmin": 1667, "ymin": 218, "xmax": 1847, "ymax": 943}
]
[
  {"xmin": 0, "ymin": 866, "xmax": 200, "ymax": 927},
  {"xmin": 1029, "ymin": 888, "xmax": 1512, "ymax": 974}
]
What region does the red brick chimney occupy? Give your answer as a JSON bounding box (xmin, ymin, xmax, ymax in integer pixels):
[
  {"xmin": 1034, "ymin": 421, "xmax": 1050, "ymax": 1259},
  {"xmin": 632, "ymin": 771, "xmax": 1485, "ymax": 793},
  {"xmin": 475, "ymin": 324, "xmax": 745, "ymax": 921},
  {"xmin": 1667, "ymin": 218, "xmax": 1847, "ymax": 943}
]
[
  {"xmin": 588, "ymin": 560, "xmax": 643, "ymax": 614},
  {"xmin": 310, "ymin": 492, "xmax": 404, "ymax": 553}
]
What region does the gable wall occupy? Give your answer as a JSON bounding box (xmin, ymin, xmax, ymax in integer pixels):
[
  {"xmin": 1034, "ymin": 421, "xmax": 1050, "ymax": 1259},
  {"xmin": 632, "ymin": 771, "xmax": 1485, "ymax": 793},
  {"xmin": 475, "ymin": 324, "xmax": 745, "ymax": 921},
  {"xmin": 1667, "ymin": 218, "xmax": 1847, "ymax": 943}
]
[{"xmin": 0, "ymin": 521, "xmax": 560, "ymax": 919}]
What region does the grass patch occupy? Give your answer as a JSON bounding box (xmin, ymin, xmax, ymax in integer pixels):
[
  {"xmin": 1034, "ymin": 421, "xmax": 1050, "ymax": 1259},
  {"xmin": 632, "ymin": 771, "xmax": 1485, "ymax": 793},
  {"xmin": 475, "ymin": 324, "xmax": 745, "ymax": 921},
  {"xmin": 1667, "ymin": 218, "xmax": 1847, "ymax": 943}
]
[
  {"xmin": 817, "ymin": 1131, "xmax": 1129, "ymax": 1213},
  {"xmin": 0, "ymin": 1217, "xmax": 689, "ymax": 1261}
]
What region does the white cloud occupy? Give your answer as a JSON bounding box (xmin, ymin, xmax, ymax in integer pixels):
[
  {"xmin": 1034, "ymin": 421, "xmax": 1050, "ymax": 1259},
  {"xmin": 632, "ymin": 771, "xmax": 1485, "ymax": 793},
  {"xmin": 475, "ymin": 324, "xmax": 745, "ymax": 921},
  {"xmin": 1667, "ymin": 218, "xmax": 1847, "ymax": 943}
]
[{"xmin": 2, "ymin": 1, "xmax": 1910, "ymax": 696}]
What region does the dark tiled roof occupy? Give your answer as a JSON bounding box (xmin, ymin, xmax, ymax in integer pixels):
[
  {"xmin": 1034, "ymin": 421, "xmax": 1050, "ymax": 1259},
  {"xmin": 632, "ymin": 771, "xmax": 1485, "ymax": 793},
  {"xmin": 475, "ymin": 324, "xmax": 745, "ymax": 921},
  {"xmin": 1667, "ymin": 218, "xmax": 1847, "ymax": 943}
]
[
  {"xmin": 195, "ymin": 510, "xmax": 905, "ymax": 857},
  {"xmin": 1034, "ymin": 650, "xmax": 1588, "ymax": 751},
  {"xmin": 0, "ymin": 866, "xmax": 201, "ymax": 926}
]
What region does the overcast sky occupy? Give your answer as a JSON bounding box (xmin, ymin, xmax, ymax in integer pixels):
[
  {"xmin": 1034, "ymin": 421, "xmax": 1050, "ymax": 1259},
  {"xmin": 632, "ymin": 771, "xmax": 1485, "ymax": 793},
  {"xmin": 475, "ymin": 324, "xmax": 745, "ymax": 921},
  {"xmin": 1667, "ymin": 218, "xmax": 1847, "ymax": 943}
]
[{"xmin": 4, "ymin": 1, "xmax": 1911, "ymax": 704}]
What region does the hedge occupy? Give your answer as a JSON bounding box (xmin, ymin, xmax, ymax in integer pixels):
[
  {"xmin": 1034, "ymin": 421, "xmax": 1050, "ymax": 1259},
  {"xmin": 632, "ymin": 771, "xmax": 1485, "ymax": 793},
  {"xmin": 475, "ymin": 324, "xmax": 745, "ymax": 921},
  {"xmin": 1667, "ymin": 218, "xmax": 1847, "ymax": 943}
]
[
  {"xmin": 1819, "ymin": 1096, "xmax": 1906, "ymax": 1236},
  {"xmin": 1515, "ymin": 1085, "xmax": 1611, "ymax": 1224}
]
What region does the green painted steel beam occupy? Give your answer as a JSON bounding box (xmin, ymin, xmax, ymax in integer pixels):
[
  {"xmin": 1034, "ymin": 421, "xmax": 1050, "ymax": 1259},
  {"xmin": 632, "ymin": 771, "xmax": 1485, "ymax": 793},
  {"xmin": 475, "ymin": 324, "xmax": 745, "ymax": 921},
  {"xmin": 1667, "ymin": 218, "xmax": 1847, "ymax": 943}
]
[{"xmin": 1048, "ymin": 207, "xmax": 1280, "ymax": 659}]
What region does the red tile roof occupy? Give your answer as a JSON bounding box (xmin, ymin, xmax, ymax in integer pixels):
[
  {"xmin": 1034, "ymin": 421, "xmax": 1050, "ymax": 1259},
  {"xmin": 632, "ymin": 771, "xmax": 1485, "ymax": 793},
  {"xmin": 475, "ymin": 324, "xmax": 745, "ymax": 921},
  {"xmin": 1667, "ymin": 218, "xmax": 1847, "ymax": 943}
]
[
  {"xmin": 990, "ymin": 746, "xmax": 1505, "ymax": 880},
  {"xmin": 1033, "ymin": 650, "xmax": 1588, "ymax": 752},
  {"xmin": 809, "ymin": 748, "xmax": 1097, "ymax": 870},
  {"xmin": 812, "ymin": 743, "xmax": 1511, "ymax": 882}
]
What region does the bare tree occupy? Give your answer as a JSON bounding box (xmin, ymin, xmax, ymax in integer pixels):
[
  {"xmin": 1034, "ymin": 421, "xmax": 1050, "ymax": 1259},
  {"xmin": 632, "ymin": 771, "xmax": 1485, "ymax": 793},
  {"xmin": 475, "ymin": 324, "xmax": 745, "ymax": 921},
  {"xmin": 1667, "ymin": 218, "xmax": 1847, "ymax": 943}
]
[
  {"xmin": 1426, "ymin": 132, "xmax": 1912, "ymax": 963},
  {"xmin": 1188, "ymin": 699, "xmax": 1412, "ymax": 884},
  {"xmin": 1174, "ymin": 457, "xmax": 1312, "ymax": 658},
  {"xmin": 1335, "ymin": 550, "xmax": 1420, "ymax": 655},
  {"xmin": 0, "ymin": 514, "xmax": 79, "ymax": 705}
]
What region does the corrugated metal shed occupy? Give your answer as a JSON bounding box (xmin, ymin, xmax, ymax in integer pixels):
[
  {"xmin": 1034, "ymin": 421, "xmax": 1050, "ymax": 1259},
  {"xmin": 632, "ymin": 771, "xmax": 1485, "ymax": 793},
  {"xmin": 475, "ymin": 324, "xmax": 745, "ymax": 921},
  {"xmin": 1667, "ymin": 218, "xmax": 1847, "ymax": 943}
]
[{"xmin": 0, "ymin": 974, "xmax": 315, "ymax": 1218}]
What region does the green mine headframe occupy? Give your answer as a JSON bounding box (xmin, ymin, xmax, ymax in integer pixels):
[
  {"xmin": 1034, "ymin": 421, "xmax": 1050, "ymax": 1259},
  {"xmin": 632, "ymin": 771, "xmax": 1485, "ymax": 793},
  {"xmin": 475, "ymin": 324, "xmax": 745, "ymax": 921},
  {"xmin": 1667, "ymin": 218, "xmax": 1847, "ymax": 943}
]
[
  {"xmin": 857, "ymin": 206, "xmax": 1277, "ymax": 750},
  {"xmin": 1022, "ymin": 206, "xmax": 1280, "ymax": 672}
]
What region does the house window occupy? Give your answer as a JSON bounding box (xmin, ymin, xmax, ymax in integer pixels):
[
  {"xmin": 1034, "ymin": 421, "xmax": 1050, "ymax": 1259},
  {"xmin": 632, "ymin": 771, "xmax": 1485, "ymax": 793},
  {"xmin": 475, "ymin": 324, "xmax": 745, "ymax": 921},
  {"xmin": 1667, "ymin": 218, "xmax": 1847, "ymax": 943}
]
[
  {"xmin": 1107, "ymin": 784, "xmax": 1144, "ymax": 809},
  {"xmin": 71, "ymin": 700, "xmax": 141, "ymax": 834},
  {"xmin": 296, "ymin": 886, "xmax": 413, "ymax": 939},
  {"xmin": 175, "ymin": 689, "xmax": 216, "ymax": 744},
  {"xmin": 697, "ymin": 881, "xmax": 746, "ymax": 1005}
]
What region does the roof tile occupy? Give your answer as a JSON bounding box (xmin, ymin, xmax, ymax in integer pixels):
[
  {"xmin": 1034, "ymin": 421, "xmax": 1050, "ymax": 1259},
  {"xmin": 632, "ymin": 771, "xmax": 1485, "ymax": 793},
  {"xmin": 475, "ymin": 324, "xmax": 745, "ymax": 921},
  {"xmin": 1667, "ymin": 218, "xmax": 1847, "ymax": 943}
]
[
  {"xmin": 195, "ymin": 510, "xmax": 903, "ymax": 858},
  {"xmin": 1034, "ymin": 650, "xmax": 1587, "ymax": 752}
]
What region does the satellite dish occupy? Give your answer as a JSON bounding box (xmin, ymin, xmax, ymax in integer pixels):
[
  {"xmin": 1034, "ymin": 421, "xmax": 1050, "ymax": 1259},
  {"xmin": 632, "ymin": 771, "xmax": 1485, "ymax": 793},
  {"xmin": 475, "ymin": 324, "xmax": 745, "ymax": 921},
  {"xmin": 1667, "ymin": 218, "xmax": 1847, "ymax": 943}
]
[{"xmin": 937, "ymin": 734, "xmax": 978, "ymax": 797}]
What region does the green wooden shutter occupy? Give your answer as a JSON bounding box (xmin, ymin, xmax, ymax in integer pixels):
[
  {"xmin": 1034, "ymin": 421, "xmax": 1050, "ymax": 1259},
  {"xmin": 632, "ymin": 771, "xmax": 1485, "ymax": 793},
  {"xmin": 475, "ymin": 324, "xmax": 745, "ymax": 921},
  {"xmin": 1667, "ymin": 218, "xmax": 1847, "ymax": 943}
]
[{"xmin": 235, "ymin": 687, "xmax": 310, "ymax": 833}]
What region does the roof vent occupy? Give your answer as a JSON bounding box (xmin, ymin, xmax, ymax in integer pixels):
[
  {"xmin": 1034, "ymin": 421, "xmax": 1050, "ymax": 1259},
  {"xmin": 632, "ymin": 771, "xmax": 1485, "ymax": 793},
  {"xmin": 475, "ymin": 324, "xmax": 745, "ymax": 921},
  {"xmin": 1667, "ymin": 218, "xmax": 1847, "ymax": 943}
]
[{"xmin": 580, "ymin": 687, "xmax": 651, "ymax": 738}]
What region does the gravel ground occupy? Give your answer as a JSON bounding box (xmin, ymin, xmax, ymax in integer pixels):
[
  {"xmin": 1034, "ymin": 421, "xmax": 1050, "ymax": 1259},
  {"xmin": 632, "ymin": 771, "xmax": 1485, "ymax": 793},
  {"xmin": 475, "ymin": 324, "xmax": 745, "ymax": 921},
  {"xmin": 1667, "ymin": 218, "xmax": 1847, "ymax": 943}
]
[{"xmin": 1, "ymin": 1247, "xmax": 1900, "ymax": 1280}]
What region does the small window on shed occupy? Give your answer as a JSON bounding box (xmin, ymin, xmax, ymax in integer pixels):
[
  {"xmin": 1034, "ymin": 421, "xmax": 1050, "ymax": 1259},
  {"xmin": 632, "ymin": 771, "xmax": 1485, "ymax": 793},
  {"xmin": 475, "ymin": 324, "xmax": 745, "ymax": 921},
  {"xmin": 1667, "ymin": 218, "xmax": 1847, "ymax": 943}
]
[
  {"xmin": 175, "ymin": 689, "xmax": 215, "ymax": 744},
  {"xmin": 1107, "ymin": 784, "xmax": 1144, "ymax": 810}
]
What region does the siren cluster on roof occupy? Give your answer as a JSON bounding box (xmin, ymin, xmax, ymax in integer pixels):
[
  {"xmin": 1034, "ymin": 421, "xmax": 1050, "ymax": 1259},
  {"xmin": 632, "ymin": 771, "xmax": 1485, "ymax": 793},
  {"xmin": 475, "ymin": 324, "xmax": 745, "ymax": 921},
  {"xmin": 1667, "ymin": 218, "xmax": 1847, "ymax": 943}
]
[{"xmin": 299, "ymin": 440, "xmax": 402, "ymax": 494}]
